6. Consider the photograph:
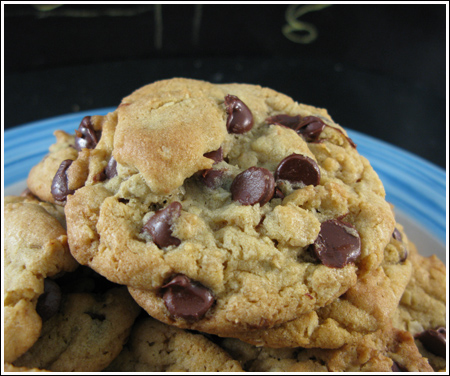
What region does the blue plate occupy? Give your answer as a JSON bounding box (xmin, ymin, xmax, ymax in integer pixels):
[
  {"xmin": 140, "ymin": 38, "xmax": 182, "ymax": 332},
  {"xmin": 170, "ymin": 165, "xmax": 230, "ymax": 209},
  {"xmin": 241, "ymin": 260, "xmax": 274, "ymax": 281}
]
[{"xmin": 4, "ymin": 108, "xmax": 446, "ymax": 249}]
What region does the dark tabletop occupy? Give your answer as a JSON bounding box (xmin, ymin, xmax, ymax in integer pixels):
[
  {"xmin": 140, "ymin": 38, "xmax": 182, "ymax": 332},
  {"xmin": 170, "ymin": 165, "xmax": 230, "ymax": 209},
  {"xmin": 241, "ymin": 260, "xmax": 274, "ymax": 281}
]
[{"xmin": 4, "ymin": 4, "xmax": 446, "ymax": 169}]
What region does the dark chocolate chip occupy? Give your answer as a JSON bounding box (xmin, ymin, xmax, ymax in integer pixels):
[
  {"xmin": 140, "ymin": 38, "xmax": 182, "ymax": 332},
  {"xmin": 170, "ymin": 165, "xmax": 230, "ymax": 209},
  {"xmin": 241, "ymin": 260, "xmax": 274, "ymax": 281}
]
[
  {"xmin": 94, "ymin": 156, "xmax": 118, "ymax": 182},
  {"xmin": 224, "ymin": 95, "xmax": 254, "ymax": 134},
  {"xmin": 295, "ymin": 116, "xmax": 326, "ymax": 143},
  {"xmin": 273, "ymin": 187, "xmax": 285, "ymax": 200},
  {"xmin": 391, "ymin": 361, "xmax": 408, "ymax": 372},
  {"xmin": 74, "ymin": 116, "xmax": 101, "ymax": 151},
  {"xmin": 161, "ymin": 274, "xmax": 214, "ymax": 321},
  {"xmin": 203, "ymin": 147, "xmax": 224, "ymax": 164},
  {"xmin": 142, "ymin": 202, "xmax": 182, "ymax": 248},
  {"xmin": 201, "ymin": 169, "xmax": 225, "ymax": 189},
  {"xmin": 231, "ymin": 167, "xmax": 275, "ymax": 206},
  {"xmin": 105, "ymin": 156, "xmax": 118, "ymax": 179},
  {"xmin": 311, "ymin": 219, "xmax": 361, "ymax": 268},
  {"xmin": 392, "ymin": 227, "xmax": 403, "ymax": 241},
  {"xmin": 265, "ymin": 114, "xmax": 302, "ymax": 129},
  {"xmin": 36, "ymin": 279, "xmax": 62, "ymax": 322},
  {"xmin": 275, "ymin": 154, "xmax": 321, "ymax": 187},
  {"xmin": 51, "ymin": 159, "xmax": 75, "ymax": 203},
  {"xmin": 392, "ymin": 228, "xmax": 408, "ymax": 262},
  {"xmin": 415, "ymin": 327, "xmax": 446, "ymax": 358}
]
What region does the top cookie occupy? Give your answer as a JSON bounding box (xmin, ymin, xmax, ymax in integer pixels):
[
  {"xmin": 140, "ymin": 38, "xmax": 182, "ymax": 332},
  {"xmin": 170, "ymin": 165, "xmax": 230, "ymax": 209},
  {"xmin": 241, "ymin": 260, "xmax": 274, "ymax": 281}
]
[{"xmin": 64, "ymin": 78, "xmax": 395, "ymax": 334}]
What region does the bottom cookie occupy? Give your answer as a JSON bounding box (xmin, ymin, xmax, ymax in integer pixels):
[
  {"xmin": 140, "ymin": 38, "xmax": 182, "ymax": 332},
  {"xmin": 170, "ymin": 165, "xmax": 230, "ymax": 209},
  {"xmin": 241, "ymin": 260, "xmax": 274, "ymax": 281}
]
[
  {"xmin": 104, "ymin": 317, "xmax": 243, "ymax": 372},
  {"xmin": 13, "ymin": 287, "xmax": 141, "ymax": 372},
  {"xmin": 393, "ymin": 241, "xmax": 447, "ymax": 372},
  {"xmin": 219, "ymin": 325, "xmax": 433, "ymax": 372}
]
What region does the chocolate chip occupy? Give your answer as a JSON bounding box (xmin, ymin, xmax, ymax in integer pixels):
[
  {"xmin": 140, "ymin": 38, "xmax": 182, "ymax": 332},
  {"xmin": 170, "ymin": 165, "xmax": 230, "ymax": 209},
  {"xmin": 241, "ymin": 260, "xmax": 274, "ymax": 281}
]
[
  {"xmin": 203, "ymin": 147, "xmax": 224, "ymax": 164},
  {"xmin": 93, "ymin": 156, "xmax": 118, "ymax": 182},
  {"xmin": 311, "ymin": 219, "xmax": 361, "ymax": 268},
  {"xmin": 74, "ymin": 116, "xmax": 101, "ymax": 151},
  {"xmin": 392, "ymin": 228, "xmax": 408, "ymax": 262},
  {"xmin": 391, "ymin": 361, "xmax": 408, "ymax": 372},
  {"xmin": 105, "ymin": 156, "xmax": 118, "ymax": 179},
  {"xmin": 224, "ymin": 95, "xmax": 254, "ymax": 134},
  {"xmin": 231, "ymin": 167, "xmax": 275, "ymax": 206},
  {"xmin": 143, "ymin": 202, "xmax": 182, "ymax": 248},
  {"xmin": 266, "ymin": 114, "xmax": 302, "ymax": 129},
  {"xmin": 36, "ymin": 279, "xmax": 62, "ymax": 322},
  {"xmin": 392, "ymin": 228, "xmax": 403, "ymax": 241},
  {"xmin": 273, "ymin": 187, "xmax": 285, "ymax": 200},
  {"xmin": 327, "ymin": 125, "xmax": 357, "ymax": 148},
  {"xmin": 51, "ymin": 159, "xmax": 75, "ymax": 203},
  {"xmin": 200, "ymin": 169, "xmax": 225, "ymax": 189},
  {"xmin": 161, "ymin": 274, "xmax": 214, "ymax": 321},
  {"xmin": 415, "ymin": 327, "xmax": 446, "ymax": 357},
  {"xmin": 295, "ymin": 116, "xmax": 326, "ymax": 143},
  {"xmin": 275, "ymin": 154, "xmax": 321, "ymax": 187}
]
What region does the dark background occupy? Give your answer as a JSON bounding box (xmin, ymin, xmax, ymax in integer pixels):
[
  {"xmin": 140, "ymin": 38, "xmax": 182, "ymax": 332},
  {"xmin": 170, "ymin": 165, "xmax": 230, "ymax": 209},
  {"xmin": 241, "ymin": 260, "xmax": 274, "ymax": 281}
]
[{"xmin": 4, "ymin": 4, "xmax": 447, "ymax": 169}]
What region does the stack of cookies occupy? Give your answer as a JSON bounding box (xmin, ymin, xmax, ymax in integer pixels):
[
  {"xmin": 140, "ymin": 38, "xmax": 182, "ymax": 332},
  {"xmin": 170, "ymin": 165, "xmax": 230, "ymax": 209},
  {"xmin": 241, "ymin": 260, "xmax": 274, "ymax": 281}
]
[{"xmin": 4, "ymin": 78, "xmax": 446, "ymax": 372}]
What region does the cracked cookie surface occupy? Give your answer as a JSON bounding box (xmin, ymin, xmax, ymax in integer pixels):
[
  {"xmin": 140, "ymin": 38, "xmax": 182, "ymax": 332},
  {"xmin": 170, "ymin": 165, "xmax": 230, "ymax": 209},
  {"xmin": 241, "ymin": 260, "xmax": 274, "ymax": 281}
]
[{"xmin": 64, "ymin": 78, "xmax": 395, "ymax": 336}]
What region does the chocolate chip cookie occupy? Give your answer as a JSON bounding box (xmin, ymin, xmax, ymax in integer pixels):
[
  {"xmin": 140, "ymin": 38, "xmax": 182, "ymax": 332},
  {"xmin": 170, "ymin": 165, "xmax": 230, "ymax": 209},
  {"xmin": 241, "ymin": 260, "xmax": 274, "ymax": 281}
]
[
  {"xmin": 4, "ymin": 196, "xmax": 78, "ymax": 363},
  {"xmin": 64, "ymin": 78, "xmax": 395, "ymax": 337},
  {"xmin": 13, "ymin": 287, "xmax": 141, "ymax": 372},
  {"xmin": 104, "ymin": 317, "xmax": 243, "ymax": 372},
  {"xmin": 27, "ymin": 115, "xmax": 106, "ymax": 205},
  {"xmin": 393, "ymin": 240, "xmax": 446, "ymax": 371},
  {"xmin": 220, "ymin": 325, "xmax": 433, "ymax": 372}
]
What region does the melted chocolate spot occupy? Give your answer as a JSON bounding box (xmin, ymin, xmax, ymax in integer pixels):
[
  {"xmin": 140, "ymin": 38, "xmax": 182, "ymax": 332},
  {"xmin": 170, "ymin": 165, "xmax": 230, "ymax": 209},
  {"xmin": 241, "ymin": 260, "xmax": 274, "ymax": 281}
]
[
  {"xmin": 275, "ymin": 154, "xmax": 321, "ymax": 187},
  {"xmin": 266, "ymin": 114, "xmax": 302, "ymax": 129},
  {"xmin": 392, "ymin": 228, "xmax": 403, "ymax": 241},
  {"xmin": 231, "ymin": 167, "xmax": 275, "ymax": 206},
  {"xmin": 203, "ymin": 147, "xmax": 224, "ymax": 164},
  {"xmin": 161, "ymin": 274, "xmax": 215, "ymax": 321},
  {"xmin": 51, "ymin": 159, "xmax": 75, "ymax": 203},
  {"xmin": 225, "ymin": 95, "xmax": 254, "ymax": 134},
  {"xmin": 74, "ymin": 116, "xmax": 101, "ymax": 151},
  {"xmin": 415, "ymin": 327, "xmax": 446, "ymax": 357},
  {"xmin": 273, "ymin": 187, "xmax": 285, "ymax": 200},
  {"xmin": 143, "ymin": 202, "xmax": 182, "ymax": 248},
  {"xmin": 105, "ymin": 156, "xmax": 118, "ymax": 179},
  {"xmin": 311, "ymin": 219, "xmax": 361, "ymax": 268},
  {"xmin": 295, "ymin": 116, "xmax": 326, "ymax": 143},
  {"xmin": 392, "ymin": 227, "xmax": 408, "ymax": 262},
  {"xmin": 201, "ymin": 169, "xmax": 225, "ymax": 189},
  {"xmin": 36, "ymin": 279, "xmax": 62, "ymax": 322}
]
